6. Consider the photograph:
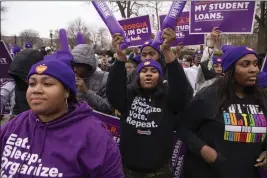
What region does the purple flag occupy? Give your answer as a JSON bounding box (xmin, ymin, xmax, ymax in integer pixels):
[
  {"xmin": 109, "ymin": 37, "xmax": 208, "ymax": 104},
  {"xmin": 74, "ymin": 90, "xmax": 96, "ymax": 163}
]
[
  {"xmin": 118, "ymin": 15, "xmax": 152, "ymax": 47},
  {"xmin": 159, "ymin": 12, "xmax": 204, "ymax": 46},
  {"xmin": 190, "ymin": 1, "xmax": 256, "ymax": 34}
]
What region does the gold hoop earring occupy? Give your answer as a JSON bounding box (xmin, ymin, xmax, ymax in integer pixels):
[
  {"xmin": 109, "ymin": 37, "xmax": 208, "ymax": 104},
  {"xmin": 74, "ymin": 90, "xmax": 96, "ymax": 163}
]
[{"xmin": 65, "ymin": 98, "xmax": 68, "ymax": 111}]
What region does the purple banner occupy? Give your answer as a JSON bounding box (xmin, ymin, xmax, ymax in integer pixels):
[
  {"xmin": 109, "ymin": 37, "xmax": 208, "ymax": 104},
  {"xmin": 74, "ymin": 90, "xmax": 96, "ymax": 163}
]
[
  {"xmin": 92, "ymin": 111, "xmax": 120, "ymax": 144},
  {"xmin": 119, "ymin": 15, "xmax": 152, "ymax": 47},
  {"xmin": 160, "ymin": 12, "xmax": 204, "ymax": 46},
  {"xmin": 189, "ymin": 1, "xmax": 256, "ymax": 34},
  {"xmin": 0, "ymin": 40, "xmax": 13, "ymax": 79},
  {"xmin": 172, "ymin": 139, "xmax": 186, "ymax": 178}
]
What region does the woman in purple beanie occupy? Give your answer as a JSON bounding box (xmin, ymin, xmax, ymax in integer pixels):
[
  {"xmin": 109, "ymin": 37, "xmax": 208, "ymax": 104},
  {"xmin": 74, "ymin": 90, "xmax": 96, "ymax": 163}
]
[
  {"xmin": 177, "ymin": 46, "xmax": 267, "ymax": 178},
  {"xmin": 211, "ymin": 56, "xmax": 223, "ymax": 76},
  {"xmin": 107, "ymin": 29, "xmax": 190, "ymax": 178},
  {"xmin": 125, "ymin": 32, "xmax": 193, "ymax": 104},
  {"xmin": 0, "ymin": 51, "xmax": 124, "ymax": 178}
]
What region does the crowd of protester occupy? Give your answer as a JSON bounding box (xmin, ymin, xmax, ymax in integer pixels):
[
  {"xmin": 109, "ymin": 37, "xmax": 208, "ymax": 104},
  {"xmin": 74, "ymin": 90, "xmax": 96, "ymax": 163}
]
[{"xmin": 1, "ymin": 26, "xmax": 267, "ymax": 178}]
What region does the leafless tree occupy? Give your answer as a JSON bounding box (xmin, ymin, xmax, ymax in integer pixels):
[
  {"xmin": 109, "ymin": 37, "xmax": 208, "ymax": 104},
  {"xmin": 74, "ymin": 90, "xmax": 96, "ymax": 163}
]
[
  {"xmin": 1, "ymin": 4, "xmax": 6, "ymax": 22},
  {"xmin": 66, "ymin": 18, "xmax": 91, "ymax": 48},
  {"xmin": 227, "ymin": 34, "xmax": 257, "ymax": 49},
  {"xmin": 110, "ymin": 1, "xmax": 150, "ymax": 18},
  {"xmin": 19, "ymin": 29, "xmax": 40, "ymax": 46},
  {"xmin": 144, "ymin": 1, "xmax": 163, "ymax": 30},
  {"xmin": 97, "ymin": 27, "xmax": 110, "ymax": 48},
  {"xmin": 254, "ymin": 1, "xmax": 267, "ymax": 52},
  {"xmin": 87, "ymin": 25, "xmax": 99, "ymax": 49}
]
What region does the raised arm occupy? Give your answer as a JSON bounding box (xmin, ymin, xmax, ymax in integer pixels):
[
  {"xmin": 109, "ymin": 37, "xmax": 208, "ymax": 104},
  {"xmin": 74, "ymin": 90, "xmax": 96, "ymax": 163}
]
[
  {"xmin": 106, "ymin": 34, "xmax": 129, "ymax": 114},
  {"xmin": 161, "ymin": 28, "xmax": 192, "ymax": 113}
]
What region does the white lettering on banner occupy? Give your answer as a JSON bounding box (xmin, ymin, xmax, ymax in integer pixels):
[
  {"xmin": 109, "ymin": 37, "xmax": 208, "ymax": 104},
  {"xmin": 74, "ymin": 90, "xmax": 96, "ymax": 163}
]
[
  {"xmin": 169, "ymin": 1, "xmax": 184, "ymax": 19},
  {"xmin": 172, "ymin": 140, "xmax": 184, "ymax": 178},
  {"xmin": 96, "ymin": 2, "xmax": 112, "ymax": 18},
  {"xmin": 176, "ymin": 32, "xmax": 185, "ymax": 38},
  {"xmin": 1, "ymin": 134, "xmax": 64, "ymax": 177},
  {"xmin": 121, "ymin": 21, "xmax": 149, "ymax": 42},
  {"xmin": 0, "ymin": 58, "xmax": 8, "ymax": 64},
  {"xmin": 195, "ymin": 13, "xmax": 223, "ymax": 21},
  {"xmin": 194, "ymin": 2, "xmax": 251, "ymax": 22},
  {"xmin": 209, "ymin": 2, "xmax": 250, "ymax": 11},
  {"xmin": 126, "ymin": 96, "xmax": 162, "ymax": 133},
  {"xmin": 173, "ymin": 156, "xmax": 184, "ymax": 178},
  {"xmin": 176, "ymin": 25, "xmax": 189, "ymax": 31}
]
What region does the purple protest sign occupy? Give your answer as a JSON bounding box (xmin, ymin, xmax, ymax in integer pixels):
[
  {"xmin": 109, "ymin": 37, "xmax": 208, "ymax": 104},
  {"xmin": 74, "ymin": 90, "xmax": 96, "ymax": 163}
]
[
  {"xmin": 119, "ymin": 15, "xmax": 152, "ymax": 47},
  {"xmin": 92, "ymin": 111, "xmax": 120, "ymax": 144},
  {"xmin": 189, "ymin": 1, "xmax": 256, "ymax": 34},
  {"xmin": 0, "ymin": 40, "xmax": 13, "ymax": 80},
  {"xmin": 172, "ymin": 138, "xmax": 186, "ymax": 178},
  {"xmin": 160, "ymin": 12, "xmax": 204, "ymax": 46}
]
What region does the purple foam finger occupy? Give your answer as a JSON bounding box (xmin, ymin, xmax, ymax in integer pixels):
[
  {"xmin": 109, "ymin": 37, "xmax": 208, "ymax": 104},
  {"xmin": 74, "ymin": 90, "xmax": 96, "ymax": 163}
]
[
  {"xmin": 92, "ymin": 1, "xmax": 130, "ymax": 49},
  {"xmin": 59, "ymin": 29, "xmax": 69, "ymax": 52},
  {"xmin": 153, "ymin": 1, "xmax": 186, "ymax": 46},
  {"xmin": 163, "ymin": 1, "xmax": 186, "ymax": 30},
  {"xmin": 76, "ymin": 32, "xmax": 84, "ymax": 45}
]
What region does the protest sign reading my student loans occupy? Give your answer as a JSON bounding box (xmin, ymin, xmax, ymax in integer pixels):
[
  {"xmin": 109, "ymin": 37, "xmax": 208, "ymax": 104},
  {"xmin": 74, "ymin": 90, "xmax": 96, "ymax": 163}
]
[
  {"xmin": 160, "ymin": 12, "xmax": 204, "ymax": 46},
  {"xmin": 190, "ymin": 1, "xmax": 256, "ymax": 34},
  {"xmin": 119, "ymin": 15, "xmax": 152, "ymax": 47}
]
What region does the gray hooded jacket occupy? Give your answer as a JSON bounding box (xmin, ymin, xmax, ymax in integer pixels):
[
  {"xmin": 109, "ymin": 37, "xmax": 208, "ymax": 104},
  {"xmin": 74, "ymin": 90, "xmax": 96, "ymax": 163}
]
[{"xmin": 71, "ymin": 44, "xmax": 113, "ymax": 114}]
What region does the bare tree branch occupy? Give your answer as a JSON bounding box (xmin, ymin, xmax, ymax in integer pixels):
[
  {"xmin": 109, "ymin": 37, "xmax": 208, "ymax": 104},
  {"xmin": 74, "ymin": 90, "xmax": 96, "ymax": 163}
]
[
  {"xmin": 1, "ymin": 5, "xmax": 6, "ymax": 21},
  {"xmin": 65, "ymin": 18, "xmax": 91, "ymax": 48},
  {"xmin": 19, "ymin": 29, "xmax": 40, "ymax": 46},
  {"xmin": 110, "ymin": 1, "xmax": 149, "ymax": 18}
]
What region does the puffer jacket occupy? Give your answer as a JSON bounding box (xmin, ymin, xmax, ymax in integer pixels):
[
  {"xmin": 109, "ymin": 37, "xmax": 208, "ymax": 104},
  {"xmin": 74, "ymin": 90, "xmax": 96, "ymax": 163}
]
[{"xmin": 71, "ymin": 44, "xmax": 113, "ymax": 114}]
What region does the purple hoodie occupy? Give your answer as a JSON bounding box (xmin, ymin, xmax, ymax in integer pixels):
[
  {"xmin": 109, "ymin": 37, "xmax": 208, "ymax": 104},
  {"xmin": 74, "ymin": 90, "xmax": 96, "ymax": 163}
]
[{"xmin": 0, "ymin": 102, "xmax": 124, "ymax": 178}]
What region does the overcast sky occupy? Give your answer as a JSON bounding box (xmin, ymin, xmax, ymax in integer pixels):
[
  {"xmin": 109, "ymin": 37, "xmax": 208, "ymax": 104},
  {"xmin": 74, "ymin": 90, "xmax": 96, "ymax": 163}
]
[{"xmin": 2, "ymin": 1, "xmax": 173, "ymax": 38}]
